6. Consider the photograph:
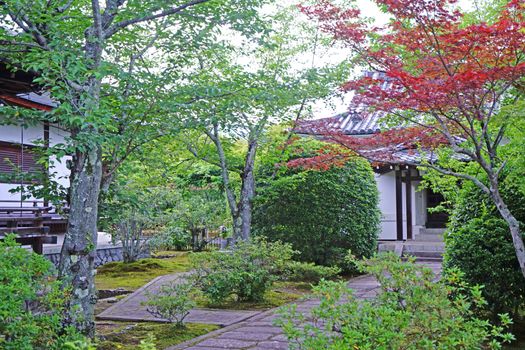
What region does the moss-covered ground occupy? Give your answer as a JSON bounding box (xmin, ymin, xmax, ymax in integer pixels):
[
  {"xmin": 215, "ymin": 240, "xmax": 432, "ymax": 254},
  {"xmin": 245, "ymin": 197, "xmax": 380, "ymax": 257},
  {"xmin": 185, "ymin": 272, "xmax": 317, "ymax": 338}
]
[
  {"xmin": 195, "ymin": 281, "xmax": 313, "ymax": 310},
  {"xmin": 96, "ymin": 321, "xmax": 218, "ymax": 350},
  {"xmin": 95, "ymin": 252, "xmax": 192, "ymax": 291}
]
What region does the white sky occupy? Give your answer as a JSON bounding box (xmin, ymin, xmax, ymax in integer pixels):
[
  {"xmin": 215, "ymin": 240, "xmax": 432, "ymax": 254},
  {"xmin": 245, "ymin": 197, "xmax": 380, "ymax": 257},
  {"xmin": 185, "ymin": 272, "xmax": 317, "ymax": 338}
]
[{"xmin": 288, "ymin": 0, "xmax": 475, "ymax": 118}]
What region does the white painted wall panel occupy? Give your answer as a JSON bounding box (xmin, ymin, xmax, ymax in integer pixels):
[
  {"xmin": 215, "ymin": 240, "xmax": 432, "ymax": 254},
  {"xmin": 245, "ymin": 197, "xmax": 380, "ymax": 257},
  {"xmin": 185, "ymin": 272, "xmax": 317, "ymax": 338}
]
[
  {"xmin": 0, "ymin": 124, "xmax": 43, "ymax": 145},
  {"xmin": 375, "ymin": 172, "xmax": 397, "ymax": 240},
  {"xmin": 0, "ymin": 123, "xmax": 71, "ymax": 204},
  {"xmin": 49, "ymin": 125, "xmax": 71, "ymax": 189}
]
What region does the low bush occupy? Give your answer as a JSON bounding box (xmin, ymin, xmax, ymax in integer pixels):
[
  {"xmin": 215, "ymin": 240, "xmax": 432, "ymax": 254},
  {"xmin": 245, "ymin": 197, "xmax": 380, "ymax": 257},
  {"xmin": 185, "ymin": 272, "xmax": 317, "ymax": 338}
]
[
  {"xmin": 276, "ymin": 253, "xmax": 515, "ymax": 350},
  {"xmin": 190, "ymin": 238, "xmax": 296, "ymax": 303},
  {"xmin": 0, "ymin": 235, "xmax": 88, "ymax": 349},
  {"xmin": 144, "ymin": 281, "xmax": 196, "ymax": 327},
  {"xmin": 111, "ymin": 216, "xmax": 151, "ymax": 263},
  {"xmin": 285, "ymin": 261, "xmax": 340, "ymax": 283}
]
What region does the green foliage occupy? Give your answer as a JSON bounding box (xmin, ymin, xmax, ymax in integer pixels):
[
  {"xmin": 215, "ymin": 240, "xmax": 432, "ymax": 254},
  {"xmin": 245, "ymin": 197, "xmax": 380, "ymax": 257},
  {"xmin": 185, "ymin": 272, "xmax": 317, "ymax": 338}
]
[
  {"xmin": 276, "ymin": 253, "xmax": 515, "ymax": 350},
  {"xmin": 138, "ymin": 334, "xmax": 157, "ymax": 350},
  {"xmin": 0, "ymin": 235, "xmax": 87, "ymax": 349},
  {"xmin": 442, "ymin": 177, "xmax": 525, "ymax": 317},
  {"xmin": 285, "ymin": 261, "xmax": 341, "ymax": 283},
  {"xmin": 150, "ymin": 226, "xmax": 192, "ymax": 251},
  {"xmin": 144, "ymin": 282, "xmax": 196, "ymax": 328},
  {"xmin": 62, "ymin": 340, "xmax": 96, "ymax": 350},
  {"xmin": 253, "ymin": 157, "xmax": 380, "ymax": 271},
  {"xmin": 101, "ymin": 156, "xmax": 230, "ymax": 246},
  {"xmin": 190, "ymin": 238, "xmax": 296, "ymax": 303},
  {"xmin": 445, "ymin": 217, "xmax": 525, "ymax": 317}
]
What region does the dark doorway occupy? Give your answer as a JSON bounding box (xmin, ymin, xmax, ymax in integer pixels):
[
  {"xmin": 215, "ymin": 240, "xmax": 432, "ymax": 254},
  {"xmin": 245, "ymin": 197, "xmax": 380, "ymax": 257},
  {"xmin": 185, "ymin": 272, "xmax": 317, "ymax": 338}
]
[{"xmin": 426, "ymin": 189, "xmax": 448, "ymax": 228}]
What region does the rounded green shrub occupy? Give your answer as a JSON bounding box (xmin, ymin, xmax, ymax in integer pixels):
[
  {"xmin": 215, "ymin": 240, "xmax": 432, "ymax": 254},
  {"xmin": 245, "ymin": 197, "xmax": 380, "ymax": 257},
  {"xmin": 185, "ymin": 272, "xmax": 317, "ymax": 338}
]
[
  {"xmin": 444, "ymin": 180, "xmax": 525, "ymax": 317},
  {"xmin": 253, "ymin": 158, "xmax": 380, "ymax": 271},
  {"xmin": 190, "ymin": 238, "xmax": 296, "ymax": 303},
  {"xmin": 445, "ymin": 217, "xmax": 525, "ymax": 316}
]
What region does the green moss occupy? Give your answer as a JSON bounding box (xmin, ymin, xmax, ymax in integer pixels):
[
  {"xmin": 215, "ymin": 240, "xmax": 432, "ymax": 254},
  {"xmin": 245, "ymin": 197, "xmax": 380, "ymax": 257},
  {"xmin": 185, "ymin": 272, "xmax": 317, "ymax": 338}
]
[
  {"xmin": 97, "ymin": 322, "xmax": 218, "ymax": 350},
  {"xmin": 95, "ymin": 253, "xmax": 192, "ymax": 291},
  {"xmin": 99, "ymin": 260, "xmax": 164, "ymax": 273},
  {"xmin": 195, "ymin": 281, "xmax": 311, "ymax": 310}
]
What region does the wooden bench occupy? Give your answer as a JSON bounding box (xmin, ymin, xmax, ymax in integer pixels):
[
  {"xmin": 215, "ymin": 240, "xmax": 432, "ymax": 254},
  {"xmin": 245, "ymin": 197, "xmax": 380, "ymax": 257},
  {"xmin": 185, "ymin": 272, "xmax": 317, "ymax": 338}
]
[{"xmin": 0, "ymin": 206, "xmax": 56, "ymax": 254}]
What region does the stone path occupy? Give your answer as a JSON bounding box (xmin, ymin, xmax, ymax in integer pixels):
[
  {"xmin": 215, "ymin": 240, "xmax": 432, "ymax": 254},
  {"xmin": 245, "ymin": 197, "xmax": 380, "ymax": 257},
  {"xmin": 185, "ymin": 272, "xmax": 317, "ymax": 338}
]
[
  {"xmin": 168, "ymin": 261, "xmax": 442, "ymax": 350},
  {"xmin": 97, "ymin": 273, "xmax": 260, "ymax": 327}
]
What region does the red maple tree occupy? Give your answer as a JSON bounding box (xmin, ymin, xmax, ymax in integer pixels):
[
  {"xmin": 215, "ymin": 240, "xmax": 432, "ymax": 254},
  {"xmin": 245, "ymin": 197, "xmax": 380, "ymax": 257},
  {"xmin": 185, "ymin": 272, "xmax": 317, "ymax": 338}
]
[{"xmin": 296, "ymin": 0, "xmax": 525, "ymax": 277}]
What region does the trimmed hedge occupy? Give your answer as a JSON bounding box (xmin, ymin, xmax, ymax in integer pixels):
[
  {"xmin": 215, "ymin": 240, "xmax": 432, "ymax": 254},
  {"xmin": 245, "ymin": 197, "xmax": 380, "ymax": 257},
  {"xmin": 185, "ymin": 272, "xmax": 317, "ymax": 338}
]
[
  {"xmin": 444, "ymin": 180, "xmax": 525, "ymax": 316},
  {"xmin": 253, "ymin": 158, "xmax": 380, "ymax": 271}
]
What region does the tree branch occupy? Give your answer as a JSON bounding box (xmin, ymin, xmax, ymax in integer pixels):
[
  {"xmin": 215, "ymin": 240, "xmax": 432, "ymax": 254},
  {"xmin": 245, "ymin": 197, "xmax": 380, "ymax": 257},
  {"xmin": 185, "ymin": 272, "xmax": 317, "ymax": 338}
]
[
  {"xmin": 421, "ymin": 163, "xmax": 490, "ymax": 196},
  {"xmin": 0, "ymin": 39, "xmax": 47, "ymax": 50},
  {"xmin": 103, "ymin": 0, "xmax": 211, "ymax": 39}
]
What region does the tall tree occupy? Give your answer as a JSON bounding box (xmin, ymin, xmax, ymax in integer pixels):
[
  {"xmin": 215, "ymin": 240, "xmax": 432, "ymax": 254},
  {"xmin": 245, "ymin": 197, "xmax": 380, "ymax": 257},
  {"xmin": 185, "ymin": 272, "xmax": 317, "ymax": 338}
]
[
  {"xmin": 0, "ymin": 0, "xmax": 268, "ymax": 336},
  {"xmin": 298, "ymin": 0, "xmax": 525, "ymax": 277},
  {"xmin": 174, "ymin": 9, "xmax": 346, "ymax": 240}
]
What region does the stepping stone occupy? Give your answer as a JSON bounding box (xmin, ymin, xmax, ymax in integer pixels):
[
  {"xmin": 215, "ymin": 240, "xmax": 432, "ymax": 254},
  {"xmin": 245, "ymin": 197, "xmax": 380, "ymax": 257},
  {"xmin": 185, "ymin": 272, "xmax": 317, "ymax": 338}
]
[{"xmin": 96, "ymin": 273, "xmax": 261, "ymax": 326}]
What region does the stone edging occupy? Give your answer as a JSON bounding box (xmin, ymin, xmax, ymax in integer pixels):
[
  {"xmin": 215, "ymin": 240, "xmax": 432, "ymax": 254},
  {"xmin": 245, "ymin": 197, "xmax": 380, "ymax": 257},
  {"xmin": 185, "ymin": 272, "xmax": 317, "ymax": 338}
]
[
  {"xmin": 97, "ymin": 274, "xmax": 178, "ymax": 319},
  {"xmin": 167, "ymin": 307, "xmax": 278, "ymax": 350}
]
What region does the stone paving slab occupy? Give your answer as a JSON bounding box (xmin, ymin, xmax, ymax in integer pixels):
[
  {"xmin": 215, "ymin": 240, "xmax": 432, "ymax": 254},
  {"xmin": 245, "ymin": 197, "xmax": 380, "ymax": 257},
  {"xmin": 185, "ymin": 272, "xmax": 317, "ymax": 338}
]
[{"xmin": 96, "ymin": 273, "xmax": 261, "ymax": 327}]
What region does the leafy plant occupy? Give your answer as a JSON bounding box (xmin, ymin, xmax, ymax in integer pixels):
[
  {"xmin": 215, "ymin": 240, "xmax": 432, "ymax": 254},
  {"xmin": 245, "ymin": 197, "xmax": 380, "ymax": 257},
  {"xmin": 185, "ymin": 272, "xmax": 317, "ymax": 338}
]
[
  {"xmin": 440, "ymin": 177, "xmax": 525, "ymax": 318},
  {"xmin": 144, "ymin": 281, "xmax": 196, "ymax": 328},
  {"xmin": 445, "ymin": 217, "xmax": 525, "ymax": 318},
  {"xmin": 112, "ymin": 216, "xmax": 151, "ymax": 263},
  {"xmin": 285, "ymin": 261, "xmax": 341, "ymax": 283},
  {"xmin": 254, "ymin": 157, "xmax": 380, "ymax": 271},
  {"xmin": 138, "ymin": 334, "xmax": 157, "ymax": 350},
  {"xmin": 276, "ymin": 253, "xmax": 515, "ymax": 350},
  {"xmin": 150, "ymin": 225, "xmax": 191, "ymax": 252},
  {"xmin": 0, "ymin": 235, "xmax": 87, "ymax": 349},
  {"xmin": 190, "ymin": 238, "xmax": 296, "ymax": 303}
]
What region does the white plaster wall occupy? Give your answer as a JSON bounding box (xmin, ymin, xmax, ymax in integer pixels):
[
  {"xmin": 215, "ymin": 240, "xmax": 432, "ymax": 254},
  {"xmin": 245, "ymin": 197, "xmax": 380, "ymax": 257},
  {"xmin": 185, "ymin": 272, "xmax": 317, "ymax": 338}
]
[
  {"xmin": 413, "ymin": 181, "xmax": 425, "ymax": 237},
  {"xmin": 0, "ymin": 123, "xmax": 70, "ymax": 205},
  {"xmin": 49, "ymin": 125, "xmax": 71, "ymax": 189},
  {"xmin": 0, "ymin": 123, "xmax": 43, "ymax": 145},
  {"xmin": 375, "ymin": 172, "xmax": 425, "ymax": 240},
  {"xmin": 401, "ymin": 179, "xmax": 424, "ymax": 239},
  {"xmin": 375, "ymin": 172, "xmax": 397, "ymax": 240}
]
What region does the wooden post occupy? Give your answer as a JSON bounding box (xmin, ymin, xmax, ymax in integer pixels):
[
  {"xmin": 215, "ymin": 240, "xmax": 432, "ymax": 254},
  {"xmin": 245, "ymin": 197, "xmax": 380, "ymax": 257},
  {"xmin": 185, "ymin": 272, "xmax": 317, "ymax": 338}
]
[
  {"xmin": 406, "ymin": 167, "xmax": 413, "ymax": 240},
  {"xmin": 31, "ymin": 236, "xmax": 43, "ymax": 255},
  {"xmin": 395, "ymin": 168, "xmax": 403, "ymax": 241},
  {"xmin": 44, "ymin": 122, "xmax": 50, "ymax": 207}
]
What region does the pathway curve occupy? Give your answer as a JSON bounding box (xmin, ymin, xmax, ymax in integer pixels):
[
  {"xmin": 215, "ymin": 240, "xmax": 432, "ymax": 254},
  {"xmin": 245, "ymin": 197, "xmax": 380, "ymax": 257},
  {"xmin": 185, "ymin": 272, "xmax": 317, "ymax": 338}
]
[
  {"xmin": 168, "ymin": 261, "xmax": 442, "ymax": 350},
  {"xmin": 96, "ymin": 272, "xmax": 260, "ymax": 327}
]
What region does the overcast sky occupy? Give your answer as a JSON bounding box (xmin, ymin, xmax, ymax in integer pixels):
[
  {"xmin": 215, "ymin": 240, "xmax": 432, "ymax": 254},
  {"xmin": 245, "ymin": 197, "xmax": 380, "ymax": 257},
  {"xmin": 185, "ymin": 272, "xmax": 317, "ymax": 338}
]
[{"xmin": 289, "ymin": 0, "xmax": 475, "ymax": 118}]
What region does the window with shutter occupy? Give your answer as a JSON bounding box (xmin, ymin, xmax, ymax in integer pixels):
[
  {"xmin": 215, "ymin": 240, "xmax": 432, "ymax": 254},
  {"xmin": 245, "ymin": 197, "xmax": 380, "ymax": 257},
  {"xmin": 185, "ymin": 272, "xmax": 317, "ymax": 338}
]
[{"xmin": 0, "ymin": 142, "xmax": 43, "ymax": 183}]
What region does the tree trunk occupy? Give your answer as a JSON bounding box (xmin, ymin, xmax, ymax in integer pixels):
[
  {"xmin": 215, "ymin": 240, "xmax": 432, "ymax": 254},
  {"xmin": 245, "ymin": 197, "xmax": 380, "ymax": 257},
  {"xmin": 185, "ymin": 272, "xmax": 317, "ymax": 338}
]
[
  {"xmin": 490, "ymin": 184, "xmax": 525, "ymax": 279},
  {"xmin": 238, "ymin": 139, "xmax": 257, "ymax": 240},
  {"xmin": 207, "ymin": 124, "xmax": 259, "ymax": 241},
  {"xmin": 58, "ymin": 145, "xmax": 103, "ymax": 337}
]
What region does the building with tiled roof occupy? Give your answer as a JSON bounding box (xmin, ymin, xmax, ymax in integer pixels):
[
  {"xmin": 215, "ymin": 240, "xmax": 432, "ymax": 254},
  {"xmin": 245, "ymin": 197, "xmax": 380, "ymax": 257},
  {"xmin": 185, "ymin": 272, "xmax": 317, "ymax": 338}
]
[{"xmin": 296, "ymin": 82, "xmax": 447, "ymax": 242}]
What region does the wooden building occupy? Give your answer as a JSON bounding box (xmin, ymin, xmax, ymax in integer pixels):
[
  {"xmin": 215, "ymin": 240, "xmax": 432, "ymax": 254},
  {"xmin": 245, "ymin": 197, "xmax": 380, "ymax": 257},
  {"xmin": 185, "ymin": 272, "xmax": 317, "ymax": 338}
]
[
  {"xmin": 0, "ymin": 62, "xmax": 70, "ymax": 252},
  {"xmin": 297, "ymin": 111, "xmax": 447, "ymax": 241}
]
